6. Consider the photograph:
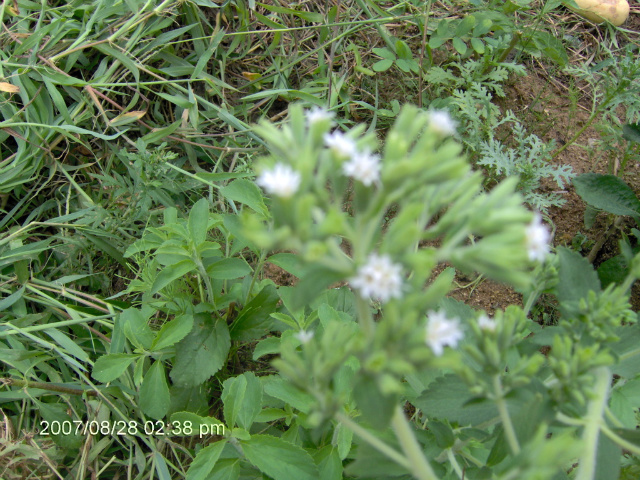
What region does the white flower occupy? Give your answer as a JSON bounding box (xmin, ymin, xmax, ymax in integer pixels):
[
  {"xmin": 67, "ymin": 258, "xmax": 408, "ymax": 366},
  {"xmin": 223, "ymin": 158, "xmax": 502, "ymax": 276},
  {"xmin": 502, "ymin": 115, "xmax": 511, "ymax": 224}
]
[
  {"xmin": 350, "ymin": 253, "xmax": 403, "ymax": 303},
  {"xmin": 428, "ymin": 110, "xmax": 457, "ymax": 137},
  {"xmin": 306, "ymin": 106, "xmax": 334, "ymax": 125},
  {"xmin": 425, "ymin": 311, "xmax": 464, "ymax": 356},
  {"xmin": 525, "ymin": 213, "xmax": 550, "ymax": 262},
  {"xmin": 342, "ymin": 150, "xmax": 381, "ymax": 186},
  {"xmin": 295, "ymin": 329, "xmax": 314, "ymax": 344},
  {"xmin": 324, "ymin": 131, "xmax": 358, "ymax": 158},
  {"xmin": 256, "ymin": 163, "xmax": 301, "ymax": 199},
  {"xmin": 477, "ymin": 315, "xmax": 497, "ymax": 332}
]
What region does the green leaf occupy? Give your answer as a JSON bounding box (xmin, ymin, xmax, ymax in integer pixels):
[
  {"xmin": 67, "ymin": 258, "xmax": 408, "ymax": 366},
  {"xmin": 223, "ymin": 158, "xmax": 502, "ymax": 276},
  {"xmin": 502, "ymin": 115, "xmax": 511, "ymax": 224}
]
[
  {"xmin": 140, "ymin": 120, "xmax": 182, "ymax": 145},
  {"xmin": 208, "ymin": 257, "xmax": 252, "ymax": 279},
  {"xmin": 151, "ymin": 259, "xmax": 196, "ymax": 294},
  {"xmin": 267, "ymin": 252, "xmax": 305, "ymax": 277},
  {"xmin": 555, "ymin": 247, "xmax": 601, "ymax": 315},
  {"xmin": 573, "ymin": 173, "xmax": 640, "ymax": 219},
  {"xmin": 171, "ymin": 314, "xmax": 230, "ymax": 387},
  {"xmin": 452, "ymin": 37, "xmax": 467, "ymax": 55},
  {"xmin": 353, "ymin": 374, "xmax": 396, "ymax": 429},
  {"xmin": 470, "ymin": 37, "xmax": 485, "ymax": 54},
  {"xmin": 230, "ymin": 285, "xmax": 280, "ymax": 341},
  {"xmin": 413, "ymin": 374, "xmax": 498, "ymax": 426},
  {"xmin": 185, "ymin": 440, "xmax": 228, "ymax": 480},
  {"xmin": 220, "ymin": 179, "xmax": 268, "ymax": 217},
  {"xmin": 151, "ymin": 314, "xmax": 195, "ymax": 352},
  {"xmin": 395, "ymin": 40, "xmax": 413, "ymax": 60},
  {"xmin": 34, "ymin": 400, "xmax": 82, "ymax": 450},
  {"xmin": 372, "ymin": 59, "xmax": 394, "ymax": 72},
  {"xmin": 253, "ymin": 336, "xmax": 281, "ymax": 360},
  {"xmin": 610, "ymin": 379, "xmax": 640, "ymax": 428},
  {"xmin": 121, "ymin": 307, "xmax": 155, "ymax": 350},
  {"xmin": 241, "ymin": 435, "xmax": 319, "ymax": 480},
  {"xmin": 428, "ymin": 420, "xmax": 455, "ymax": 448},
  {"xmin": 139, "ymin": 361, "xmax": 171, "ymax": 420},
  {"xmin": 221, "ymin": 372, "xmax": 263, "ymax": 430},
  {"xmin": 595, "ymin": 435, "xmax": 620, "ymax": 480},
  {"xmin": 454, "ymin": 15, "xmax": 476, "ymax": 37},
  {"xmin": 372, "ymin": 47, "xmax": 395, "ymax": 60},
  {"xmin": 291, "ymin": 265, "xmax": 346, "ymax": 310},
  {"xmin": 189, "ymin": 198, "xmax": 210, "ymax": 245},
  {"xmin": 92, "ymin": 354, "xmax": 139, "ymax": 382},
  {"xmin": 622, "ymin": 123, "xmax": 640, "ymax": 143},
  {"xmin": 263, "ymin": 376, "xmax": 314, "ymax": 413},
  {"xmin": 170, "ymin": 412, "xmax": 225, "ymax": 437}
]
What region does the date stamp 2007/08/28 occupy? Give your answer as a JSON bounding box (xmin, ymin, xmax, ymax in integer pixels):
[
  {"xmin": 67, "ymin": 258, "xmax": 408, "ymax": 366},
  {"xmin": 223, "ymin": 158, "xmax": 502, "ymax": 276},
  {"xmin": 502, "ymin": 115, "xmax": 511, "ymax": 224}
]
[{"xmin": 39, "ymin": 419, "xmax": 225, "ymax": 438}]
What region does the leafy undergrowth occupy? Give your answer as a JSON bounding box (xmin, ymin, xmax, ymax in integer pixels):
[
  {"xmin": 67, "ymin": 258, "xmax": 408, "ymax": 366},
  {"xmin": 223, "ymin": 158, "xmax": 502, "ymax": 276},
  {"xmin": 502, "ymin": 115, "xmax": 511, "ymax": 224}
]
[{"xmin": 2, "ymin": 0, "xmax": 640, "ymax": 478}]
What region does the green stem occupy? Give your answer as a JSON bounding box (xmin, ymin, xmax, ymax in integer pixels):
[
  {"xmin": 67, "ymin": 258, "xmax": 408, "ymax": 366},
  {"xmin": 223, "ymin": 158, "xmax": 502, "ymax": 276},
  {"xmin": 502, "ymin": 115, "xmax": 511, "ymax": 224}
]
[
  {"xmin": 600, "ymin": 423, "xmax": 640, "ymax": 456},
  {"xmin": 391, "ymin": 405, "xmax": 440, "ymax": 480},
  {"xmin": 335, "ymin": 411, "xmax": 412, "ymax": 470},
  {"xmin": 575, "ymin": 367, "xmax": 611, "ymax": 480},
  {"xmin": 494, "ymin": 375, "xmax": 520, "ymax": 455},
  {"xmin": 2, "ymin": 378, "xmax": 98, "ymax": 396},
  {"xmin": 0, "ymin": 314, "xmax": 115, "ymax": 338}
]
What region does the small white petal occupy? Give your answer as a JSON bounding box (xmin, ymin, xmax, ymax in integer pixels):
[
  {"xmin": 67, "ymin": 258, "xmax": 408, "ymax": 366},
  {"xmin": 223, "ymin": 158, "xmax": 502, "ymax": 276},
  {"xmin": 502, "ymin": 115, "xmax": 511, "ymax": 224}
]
[
  {"xmin": 525, "ymin": 213, "xmax": 550, "ymax": 262},
  {"xmin": 295, "ymin": 329, "xmax": 314, "ymax": 344},
  {"xmin": 256, "ymin": 163, "xmax": 301, "ymax": 198},
  {"xmin": 350, "ymin": 253, "xmax": 403, "ymax": 303},
  {"xmin": 306, "ymin": 106, "xmax": 334, "ymax": 125},
  {"xmin": 425, "ymin": 311, "xmax": 464, "ymax": 356},
  {"xmin": 342, "ymin": 150, "xmax": 381, "ymax": 186},
  {"xmin": 324, "ymin": 131, "xmax": 358, "ymax": 158},
  {"xmin": 428, "ymin": 110, "xmax": 457, "ymax": 137},
  {"xmin": 477, "ymin": 315, "xmax": 497, "ymax": 332}
]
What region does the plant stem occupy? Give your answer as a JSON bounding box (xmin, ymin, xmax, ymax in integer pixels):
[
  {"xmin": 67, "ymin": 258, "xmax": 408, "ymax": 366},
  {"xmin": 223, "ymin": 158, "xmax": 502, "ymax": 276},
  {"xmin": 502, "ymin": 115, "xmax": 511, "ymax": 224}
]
[
  {"xmin": 335, "ymin": 411, "xmax": 413, "ymax": 471},
  {"xmin": 493, "ymin": 375, "xmax": 520, "ymax": 455},
  {"xmin": 356, "ymin": 295, "xmax": 374, "ymax": 339},
  {"xmin": 1, "ymin": 378, "xmax": 98, "ymax": 396},
  {"xmin": 391, "ymin": 405, "xmax": 440, "ymax": 480},
  {"xmin": 575, "ymin": 367, "xmax": 611, "ymax": 480}
]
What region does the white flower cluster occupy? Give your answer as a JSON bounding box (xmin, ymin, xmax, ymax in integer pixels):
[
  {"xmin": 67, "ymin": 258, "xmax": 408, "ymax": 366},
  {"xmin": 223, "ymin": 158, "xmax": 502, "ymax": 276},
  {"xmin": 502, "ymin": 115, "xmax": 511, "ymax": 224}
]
[
  {"xmin": 425, "ymin": 311, "xmax": 464, "ymax": 356},
  {"xmin": 295, "ymin": 329, "xmax": 314, "ymax": 344},
  {"xmin": 306, "ymin": 106, "xmax": 335, "ymax": 125},
  {"xmin": 477, "ymin": 314, "xmax": 497, "ymax": 332},
  {"xmin": 428, "ymin": 109, "xmax": 457, "ymax": 137},
  {"xmin": 525, "ymin": 213, "xmax": 550, "ymax": 262},
  {"xmin": 256, "ymin": 163, "xmax": 301, "ymax": 199},
  {"xmin": 350, "ymin": 253, "xmax": 403, "ymax": 303},
  {"xmin": 324, "ymin": 130, "xmax": 381, "ymax": 187}
]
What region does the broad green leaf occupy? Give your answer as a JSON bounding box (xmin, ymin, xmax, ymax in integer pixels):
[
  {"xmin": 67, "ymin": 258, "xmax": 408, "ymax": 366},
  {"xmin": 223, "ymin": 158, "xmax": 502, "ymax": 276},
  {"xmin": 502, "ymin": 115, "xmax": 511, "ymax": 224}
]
[
  {"xmin": 151, "ymin": 259, "xmax": 196, "ymax": 294},
  {"xmin": 414, "ymin": 374, "xmax": 498, "ymax": 426},
  {"xmin": 253, "ymin": 336, "xmax": 281, "ymax": 360},
  {"xmin": 594, "ymin": 435, "xmax": 620, "ymax": 480},
  {"xmin": 185, "ymin": 440, "xmax": 227, "ymax": 480},
  {"xmin": 139, "ymin": 361, "xmax": 170, "ymax": 420},
  {"xmin": 610, "ymin": 379, "xmax": 640, "ymax": 428},
  {"xmin": 470, "ymin": 37, "xmax": 485, "ymax": 54},
  {"xmin": 208, "ymin": 458, "xmax": 240, "ymax": 480},
  {"xmin": 290, "ymin": 265, "xmax": 346, "ymax": 310},
  {"xmin": 230, "ymin": 285, "xmax": 280, "ymax": 341},
  {"xmin": 221, "ymin": 372, "xmax": 263, "ymax": 430},
  {"xmin": 170, "ymin": 412, "xmax": 225, "ymax": 437},
  {"xmin": 208, "ymin": 257, "xmax": 252, "ymax": 279},
  {"xmin": 189, "ymin": 198, "xmax": 210, "ymax": 245},
  {"xmin": 121, "ymin": 307, "xmax": 155, "ymax": 350},
  {"xmin": 314, "ymin": 446, "xmax": 343, "ymax": 480},
  {"xmin": 573, "ymin": 173, "xmax": 640, "ymax": 219},
  {"xmin": 263, "ymin": 376, "xmax": 314, "ymax": 413},
  {"xmin": 353, "ymin": 373, "xmax": 396, "ymax": 429},
  {"xmin": 373, "ymin": 59, "xmax": 394, "ymax": 72},
  {"xmin": 151, "ymin": 314, "xmax": 195, "ymax": 352},
  {"xmin": 623, "ymin": 123, "xmax": 640, "ymax": 143},
  {"xmin": 220, "ymin": 179, "xmax": 268, "ymax": 217},
  {"xmin": 92, "ymin": 354, "xmax": 139, "ymax": 382},
  {"xmin": 34, "ymin": 400, "xmax": 82, "ymax": 450},
  {"xmin": 555, "ymin": 247, "xmax": 601, "ymax": 315},
  {"xmin": 266, "ymin": 253, "xmax": 304, "ymax": 277},
  {"xmin": 171, "ymin": 315, "xmax": 230, "ymax": 387},
  {"xmin": 241, "ymin": 435, "xmax": 318, "ymax": 480},
  {"xmin": 452, "ymin": 37, "xmax": 467, "ymax": 55},
  {"xmin": 454, "ymin": 15, "xmax": 475, "ymax": 37}
]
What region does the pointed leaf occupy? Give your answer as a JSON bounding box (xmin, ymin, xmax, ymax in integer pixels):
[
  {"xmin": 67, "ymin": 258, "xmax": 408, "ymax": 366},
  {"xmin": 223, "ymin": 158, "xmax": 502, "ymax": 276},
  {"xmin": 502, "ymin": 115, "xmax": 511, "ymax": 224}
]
[
  {"xmin": 139, "ymin": 361, "xmax": 171, "ymax": 420},
  {"xmin": 241, "ymin": 435, "xmax": 319, "ymax": 480}
]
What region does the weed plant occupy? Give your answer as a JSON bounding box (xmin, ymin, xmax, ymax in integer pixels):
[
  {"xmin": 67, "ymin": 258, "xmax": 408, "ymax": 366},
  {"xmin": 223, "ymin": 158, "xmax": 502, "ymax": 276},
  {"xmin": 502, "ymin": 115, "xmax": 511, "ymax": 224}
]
[{"xmin": 1, "ymin": 0, "xmax": 640, "ymax": 478}]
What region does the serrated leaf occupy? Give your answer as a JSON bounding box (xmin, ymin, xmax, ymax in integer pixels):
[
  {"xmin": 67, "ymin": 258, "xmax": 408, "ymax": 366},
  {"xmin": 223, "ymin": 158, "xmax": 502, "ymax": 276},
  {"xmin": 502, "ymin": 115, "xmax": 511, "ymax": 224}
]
[
  {"xmin": 574, "ymin": 174, "xmax": 640, "ymax": 218},
  {"xmin": 241, "ymin": 435, "xmax": 319, "ymax": 480},
  {"xmin": 139, "ymin": 361, "xmax": 170, "ymax": 420},
  {"xmin": 230, "ymin": 284, "xmax": 279, "ymax": 341},
  {"xmin": 171, "ymin": 314, "xmax": 230, "ymax": 387},
  {"xmin": 151, "ymin": 314, "xmax": 194, "ymax": 351},
  {"xmin": 222, "ymin": 372, "xmax": 263, "ymax": 430},
  {"xmin": 92, "ymin": 354, "xmax": 139, "ymax": 382},
  {"xmin": 556, "ymin": 247, "xmax": 601, "ymax": 312}
]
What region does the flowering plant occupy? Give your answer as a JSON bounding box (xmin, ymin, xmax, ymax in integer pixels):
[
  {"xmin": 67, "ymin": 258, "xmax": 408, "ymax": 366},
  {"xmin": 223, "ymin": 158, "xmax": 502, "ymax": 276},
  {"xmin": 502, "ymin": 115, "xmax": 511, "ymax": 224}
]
[{"xmin": 183, "ymin": 104, "xmax": 640, "ymax": 479}]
